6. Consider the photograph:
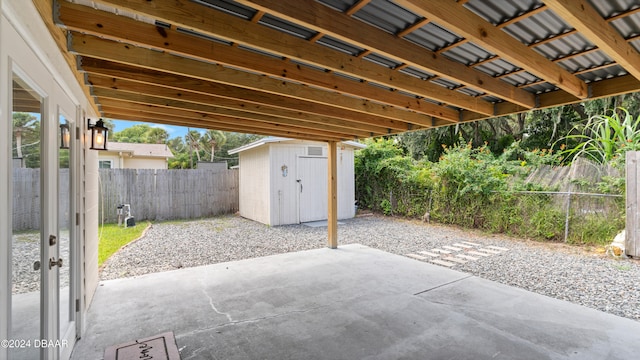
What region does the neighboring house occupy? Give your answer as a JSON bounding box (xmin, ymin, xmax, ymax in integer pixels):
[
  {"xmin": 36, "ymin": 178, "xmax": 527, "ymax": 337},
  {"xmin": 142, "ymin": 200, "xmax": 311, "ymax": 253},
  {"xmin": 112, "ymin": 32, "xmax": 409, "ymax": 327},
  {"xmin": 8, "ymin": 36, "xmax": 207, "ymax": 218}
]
[
  {"xmin": 98, "ymin": 142, "xmax": 174, "ymax": 169},
  {"xmin": 229, "ymin": 137, "xmax": 366, "ymax": 226}
]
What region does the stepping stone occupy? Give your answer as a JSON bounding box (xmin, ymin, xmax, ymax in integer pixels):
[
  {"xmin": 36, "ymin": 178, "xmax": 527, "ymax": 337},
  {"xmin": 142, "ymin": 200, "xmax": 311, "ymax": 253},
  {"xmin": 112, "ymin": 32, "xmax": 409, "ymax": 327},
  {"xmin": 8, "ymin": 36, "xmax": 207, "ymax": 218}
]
[
  {"xmin": 442, "ymin": 245, "xmax": 463, "ymax": 251},
  {"xmin": 418, "ymin": 251, "xmax": 440, "ymax": 257},
  {"xmin": 476, "ymin": 248, "xmax": 501, "ymax": 255},
  {"xmin": 406, "ymin": 253, "xmax": 427, "ymax": 260},
  {"xmin": 456, "ymin": 254, "xmax": 479, "ymax": 261},
  {"xmin": 467, "ymin": 250, "xmax": 491, "ymax": 257},
  {"xmin": 453, "ymin": 243, "xmax": 474, "ymax": 249},
  {"xmin": 430, "ymin": 259, "xmax": 456, "ymax": 267},
  {"xmin": 460, "ymin": 241, "xmax": 481, "ymax": 247},
  {"xmin": 431, "ymin": 248, "xmax": 452, "ymax": 254},
  {"xmin": 487, "ymin": 245, "xmax": 509, "ymax": 251},
  {"xmin": 443, "ymin": 256, "xmax": 467, "ymax": 264}
]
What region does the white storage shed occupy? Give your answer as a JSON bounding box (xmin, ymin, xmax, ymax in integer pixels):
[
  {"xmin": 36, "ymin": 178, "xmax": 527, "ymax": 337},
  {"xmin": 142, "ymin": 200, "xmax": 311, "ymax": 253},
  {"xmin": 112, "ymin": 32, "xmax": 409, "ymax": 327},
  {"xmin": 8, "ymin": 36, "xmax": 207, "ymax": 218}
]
[{"xmin": 229, "ymin": 138, "xmax": 366, "ymax": 226}]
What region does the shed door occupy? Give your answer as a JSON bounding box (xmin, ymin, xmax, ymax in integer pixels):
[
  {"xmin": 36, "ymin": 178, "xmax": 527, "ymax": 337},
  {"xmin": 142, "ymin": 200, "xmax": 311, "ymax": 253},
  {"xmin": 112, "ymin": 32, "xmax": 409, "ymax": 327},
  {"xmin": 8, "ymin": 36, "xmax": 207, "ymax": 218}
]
[{"xmin": 297, "ymin": 157, "xmax": 327, "ymax": 223}]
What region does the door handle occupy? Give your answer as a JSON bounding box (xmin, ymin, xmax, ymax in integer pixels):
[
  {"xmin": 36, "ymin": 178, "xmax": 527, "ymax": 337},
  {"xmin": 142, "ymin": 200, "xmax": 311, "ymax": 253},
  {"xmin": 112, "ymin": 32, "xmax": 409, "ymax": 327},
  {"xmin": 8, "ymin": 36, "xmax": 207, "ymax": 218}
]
[
  {"xmin": 49, "ymin": 257, "xmax": 63, "ymax": 269},
  {"xmin": 296, "ymin": 179, "xmax": 303, "ymax": 193}
]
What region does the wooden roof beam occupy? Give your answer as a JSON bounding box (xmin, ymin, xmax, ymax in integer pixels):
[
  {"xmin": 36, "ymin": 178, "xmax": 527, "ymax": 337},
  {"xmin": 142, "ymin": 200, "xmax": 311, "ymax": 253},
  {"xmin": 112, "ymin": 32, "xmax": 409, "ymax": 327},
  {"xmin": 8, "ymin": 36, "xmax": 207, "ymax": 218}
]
[
  {"xmin": 462, "ymin": 74, "xmax": 640, "ymax": 123},
  {"xmin": 61, "ymin": 1, "xmax": 477, "ymax": 118},
  {"xmin": 102, "ymin": 107, "xmax": 348, "ymax": 141},
  {"xmin": 97, "ymin": 96, "xmax": 357, "ymax": 140},
  {"xmin": 544, "ymin": 0, "xmax": 640, "ymax": 82},
  {"xmin": 89, "ymin": 82, "xmax": 378, "ymax": 138},
  {"xmin": 56, "ymin": 1, "xmax": 461, "ymax": 122},
  {"xmin": 345, "ymin": 0, "xmax": 372, "ymax": 16},
  {"xmin": 394, "ymin": 0, "xmax": 589, "ymax": 99},
  {"xmin": 32, "ymin": 0, "xmax": 100, "ymax": 114},
  {"xmin": 80, "ymin": 59, "xmax": 393, "ymax": 134},
  {"xmin": 235, "ymin": 0, "xmax": 535, "ymax": 109},
  {"xmin": 67, "ymin": 32, "xmax": 429, "ymax": 130}
]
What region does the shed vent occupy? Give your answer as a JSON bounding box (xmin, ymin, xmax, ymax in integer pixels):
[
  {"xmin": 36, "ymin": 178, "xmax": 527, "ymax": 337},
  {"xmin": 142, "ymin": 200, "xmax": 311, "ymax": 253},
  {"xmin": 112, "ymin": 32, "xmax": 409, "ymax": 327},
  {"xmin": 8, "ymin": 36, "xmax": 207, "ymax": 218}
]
[{"xmin": 307, "ymin": 146, "xmax": 323, "ymax": 156}]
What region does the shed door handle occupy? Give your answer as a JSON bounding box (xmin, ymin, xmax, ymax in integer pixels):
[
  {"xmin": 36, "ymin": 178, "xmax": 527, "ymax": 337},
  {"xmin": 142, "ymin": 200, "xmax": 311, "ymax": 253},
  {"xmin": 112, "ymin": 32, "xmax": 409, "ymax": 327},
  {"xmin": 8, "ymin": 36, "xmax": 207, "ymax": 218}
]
[{"xmin": 297, "ymin": 179, "xmax": 303, "ymax": 193}]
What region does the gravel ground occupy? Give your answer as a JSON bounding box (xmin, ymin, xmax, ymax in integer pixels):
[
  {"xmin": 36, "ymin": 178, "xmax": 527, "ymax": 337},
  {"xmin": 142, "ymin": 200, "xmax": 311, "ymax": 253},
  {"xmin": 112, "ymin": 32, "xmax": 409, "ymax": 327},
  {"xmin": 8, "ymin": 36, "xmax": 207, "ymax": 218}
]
[
  {"xmin": 12, "ymin": 232, "xmax": 71, "ymax": 294},
  {"xmin": 100, "ymin": 214, "xmax": 640, "ymax": 322}
]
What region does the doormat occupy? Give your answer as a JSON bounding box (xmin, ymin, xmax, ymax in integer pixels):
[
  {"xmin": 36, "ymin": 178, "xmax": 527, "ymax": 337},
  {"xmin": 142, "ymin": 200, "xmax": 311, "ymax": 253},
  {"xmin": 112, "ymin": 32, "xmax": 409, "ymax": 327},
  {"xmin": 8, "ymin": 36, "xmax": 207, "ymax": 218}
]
[{"xmin": 104, "ymin": 331, "xmax": 181, "ymax": 360}]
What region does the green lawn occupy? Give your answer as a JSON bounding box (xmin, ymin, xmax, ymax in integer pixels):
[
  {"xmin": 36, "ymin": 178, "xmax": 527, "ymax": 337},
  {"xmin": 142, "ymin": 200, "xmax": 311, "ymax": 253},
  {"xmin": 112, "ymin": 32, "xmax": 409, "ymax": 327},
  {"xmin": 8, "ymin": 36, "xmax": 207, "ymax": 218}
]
[{"xmin": 98, "ymin": 221, "xmax": 150, "ymax": 266}]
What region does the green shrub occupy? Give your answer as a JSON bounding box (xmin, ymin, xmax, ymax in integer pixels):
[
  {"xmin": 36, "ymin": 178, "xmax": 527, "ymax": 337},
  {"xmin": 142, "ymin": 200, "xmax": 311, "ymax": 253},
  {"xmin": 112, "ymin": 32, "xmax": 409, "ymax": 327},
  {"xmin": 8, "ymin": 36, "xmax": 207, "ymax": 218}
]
[{"xmin": 354, "ymin": 135, "xmax": 623, "ymax": 245}]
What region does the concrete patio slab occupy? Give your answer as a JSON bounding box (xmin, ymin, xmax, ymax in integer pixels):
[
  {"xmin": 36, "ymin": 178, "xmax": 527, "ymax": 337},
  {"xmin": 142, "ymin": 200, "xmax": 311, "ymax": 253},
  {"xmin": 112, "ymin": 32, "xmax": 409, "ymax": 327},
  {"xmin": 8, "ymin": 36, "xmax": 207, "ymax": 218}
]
[{"xmin": 71, "ymin": 244, "xmax": 640, "ymax": 360}]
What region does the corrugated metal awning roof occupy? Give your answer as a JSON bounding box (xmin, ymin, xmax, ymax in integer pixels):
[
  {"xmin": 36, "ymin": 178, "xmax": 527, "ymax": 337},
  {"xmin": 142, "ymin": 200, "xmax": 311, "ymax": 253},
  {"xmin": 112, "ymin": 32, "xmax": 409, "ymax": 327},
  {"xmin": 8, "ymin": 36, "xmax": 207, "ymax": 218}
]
[{"xmin": 35, "ymin": 0, "xmax": 640, "ymax": 141}]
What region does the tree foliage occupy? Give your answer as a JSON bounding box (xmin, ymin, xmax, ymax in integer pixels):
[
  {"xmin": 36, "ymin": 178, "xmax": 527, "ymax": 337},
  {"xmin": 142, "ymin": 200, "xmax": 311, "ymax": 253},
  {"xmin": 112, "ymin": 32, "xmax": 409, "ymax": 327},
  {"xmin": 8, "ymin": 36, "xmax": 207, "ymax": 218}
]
[
  {"xmin": 109, "ymin": 123, "xmax": 262, "ymax": 169},
  {"xmin": 110, "ymin": 124, "xmax": 169, "ymax": 144},
  {"xmin": 558, "ymin": 107, "xmax": 640, "ymax": 167},
  {"xmin": 12, "ymin": 112, "xmax": 41, "ymax": 168},
  {"xmin": 354, "ymin": 135, "xmax": 622, "ymax": 245}
]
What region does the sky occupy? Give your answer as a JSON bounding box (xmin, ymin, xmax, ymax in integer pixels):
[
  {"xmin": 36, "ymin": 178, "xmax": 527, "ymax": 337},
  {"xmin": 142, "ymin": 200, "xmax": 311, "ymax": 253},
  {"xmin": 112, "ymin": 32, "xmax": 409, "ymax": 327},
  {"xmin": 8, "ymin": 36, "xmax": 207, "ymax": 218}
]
[{"xmin": 111, "ymin": 119, "xmax": 205, "ymax": 140}]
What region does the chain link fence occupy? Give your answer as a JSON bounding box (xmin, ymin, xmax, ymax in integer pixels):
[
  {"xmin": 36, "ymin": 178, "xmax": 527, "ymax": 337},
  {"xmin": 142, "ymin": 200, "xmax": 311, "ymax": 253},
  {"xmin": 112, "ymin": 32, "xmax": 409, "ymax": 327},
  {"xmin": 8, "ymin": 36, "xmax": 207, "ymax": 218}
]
[{"xmin": 379, "ymin": 188, "xmax": 624, "ymax": 244}]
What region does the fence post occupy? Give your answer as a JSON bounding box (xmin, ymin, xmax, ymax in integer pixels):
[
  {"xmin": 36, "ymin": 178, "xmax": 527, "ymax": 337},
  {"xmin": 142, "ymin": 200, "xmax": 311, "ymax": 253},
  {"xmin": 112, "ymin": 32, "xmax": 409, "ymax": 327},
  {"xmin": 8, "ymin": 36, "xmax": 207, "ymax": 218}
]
[
  {"xmin": 626, "ymin": 151, "xmax": 640, "ymax": 258},
  {"xmin": 563, "ymin": 190, "xmax": 571, "ymax": 243}
]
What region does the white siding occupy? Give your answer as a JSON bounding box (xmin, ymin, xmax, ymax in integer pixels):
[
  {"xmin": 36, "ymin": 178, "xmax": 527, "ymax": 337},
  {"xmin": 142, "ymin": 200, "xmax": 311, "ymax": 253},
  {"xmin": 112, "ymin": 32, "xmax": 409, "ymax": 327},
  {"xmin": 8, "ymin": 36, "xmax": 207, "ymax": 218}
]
[
  {"xmin": 123, "ymin": 157, "xmax": 168, "ymax": 169},
  {"xmin": 236, "ymin": 140, "xmax": 360, "ymax": 226},
  {"xmin": 337, "ymin": 147, "xmax": 356, "ymax": 219},
  {"xmin": 269, "ymin": 144, "xmax": 306, "ymax": 225},
  {"xmin": 238, "ymin": 146, "xmax": 270, "ymax": 224}
]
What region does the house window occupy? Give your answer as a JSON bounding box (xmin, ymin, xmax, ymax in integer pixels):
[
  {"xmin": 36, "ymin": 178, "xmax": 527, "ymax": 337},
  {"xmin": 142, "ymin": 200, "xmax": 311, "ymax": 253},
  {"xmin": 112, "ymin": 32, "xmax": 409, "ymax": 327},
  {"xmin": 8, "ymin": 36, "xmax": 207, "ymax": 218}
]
[{"xmin": 99, "ymin": 160, "xmax": 112, "ymax": 169}]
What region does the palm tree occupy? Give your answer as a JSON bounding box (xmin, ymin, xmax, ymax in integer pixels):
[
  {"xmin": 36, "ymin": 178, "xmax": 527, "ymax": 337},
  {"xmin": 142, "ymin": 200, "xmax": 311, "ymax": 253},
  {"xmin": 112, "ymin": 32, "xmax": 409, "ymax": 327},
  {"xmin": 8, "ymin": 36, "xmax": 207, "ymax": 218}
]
[
  {"xmin": 13, "ymin": 112, "xmax": 37, "ymax": 159},
  {"xmin": 203, "ymin": 130, "xmax": 227, "ymax": 162},
  {"xmin": 186, "ymin": 129, "xmax": 202, "ymax": 168}
]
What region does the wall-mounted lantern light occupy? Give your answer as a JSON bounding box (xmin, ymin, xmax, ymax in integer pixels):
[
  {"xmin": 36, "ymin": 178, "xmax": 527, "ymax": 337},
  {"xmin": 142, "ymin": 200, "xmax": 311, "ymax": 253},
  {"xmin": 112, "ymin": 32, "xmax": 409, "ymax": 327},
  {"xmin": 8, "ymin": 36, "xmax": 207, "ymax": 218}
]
[
  {"xmin": 88, "ymin": 118, "xmax": 108, "ymax": 151},
  {"xmin": 60, "ymin": 123, "xmax": 70, "ymax": 149}
]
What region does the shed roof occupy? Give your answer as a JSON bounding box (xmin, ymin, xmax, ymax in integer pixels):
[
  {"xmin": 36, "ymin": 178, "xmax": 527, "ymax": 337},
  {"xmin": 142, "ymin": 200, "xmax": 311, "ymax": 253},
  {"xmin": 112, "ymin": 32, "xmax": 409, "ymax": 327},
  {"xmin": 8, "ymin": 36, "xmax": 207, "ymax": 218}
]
[
  {"xmin": 105, "ymin": 142, "xmax": 175, "ymax": 158},
  {"xmin": 34, "ymin": 0, "xmax": 640, "ymax": 141},
  {"xmin": 228, "ymin": 137, "xmax": 366, "ymax": 155}
]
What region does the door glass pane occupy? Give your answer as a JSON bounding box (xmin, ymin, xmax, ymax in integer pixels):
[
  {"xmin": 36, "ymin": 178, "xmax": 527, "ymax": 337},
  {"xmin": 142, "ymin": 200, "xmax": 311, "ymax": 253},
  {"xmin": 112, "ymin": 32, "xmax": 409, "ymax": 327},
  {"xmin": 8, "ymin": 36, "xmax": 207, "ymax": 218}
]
[
  {"xmin": 11, "ymin": 74, "xmax": 42, "ymax": 359},
  {"xmin": 58, "ymin": 113, "xmax": 72, "ymax": 345}
]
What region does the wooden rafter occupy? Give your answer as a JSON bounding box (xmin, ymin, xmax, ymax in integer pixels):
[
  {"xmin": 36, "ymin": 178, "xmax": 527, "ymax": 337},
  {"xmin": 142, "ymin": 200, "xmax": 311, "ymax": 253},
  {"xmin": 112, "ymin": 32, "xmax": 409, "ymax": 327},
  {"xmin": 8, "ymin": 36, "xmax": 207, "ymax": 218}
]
[
  {"xmin": 396, "ymin": 18, "xmax": 430, "ymax": 38},
  {"xmin": 88, "ymin": 77, "xmax": 376, "ymax": 138},
  {"xmin": 56, "ymin": 1, "xmax": 461, "ymax": 122},
  {"xmin": 67, "ymin": 0, "xmax": 489, "ymax": 116},
  {"xmin": 32, "ymin": 0, "xmax": 99, "ymax": 114},
  {"xmin": 67, "ymin": 32, "xmax": 435, "ymax": 130},
  {"xmin": 80, "ymin": 59, "xmax": 402, "ymax": 134},
  {"xmin": 463, "ymin": 74, "xmax": 640, "ymax": 123},
  {"xmin": 102, "ymin": 106, "xmax": 345, "ymax": 141},
  {"xmin": 235, "ymin": 0, "xmax": 536, "ymax": 109},
  {"xmin": 32, "ymin": 0, "xmax": 640, "ymax": 141},
  {"xmin": 345, "ymin": 0, "xmax": 372, "ymax": 16},
  {"xmin": 99, "ymin": 102, "xmax": 360, "ymax": 141},
  {"xmin": 394, "ymin": 0, "xmax": 589, "ymax": 99},
  {"xmin": 544, "ymin": 0, "xmax": 640, "ymax": 81}
]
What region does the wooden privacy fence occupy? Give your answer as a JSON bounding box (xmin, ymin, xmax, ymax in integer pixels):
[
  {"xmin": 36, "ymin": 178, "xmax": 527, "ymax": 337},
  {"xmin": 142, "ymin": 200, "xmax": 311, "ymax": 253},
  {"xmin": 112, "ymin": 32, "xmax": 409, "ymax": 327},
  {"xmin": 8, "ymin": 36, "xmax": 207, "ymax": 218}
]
[
  {"xmin": 13, "ymin": 168, "xmax": 71, "ymax": 231},
  {"xmin": 98, "ymin": 168, "xmax": 239, "ymax": 223}
]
